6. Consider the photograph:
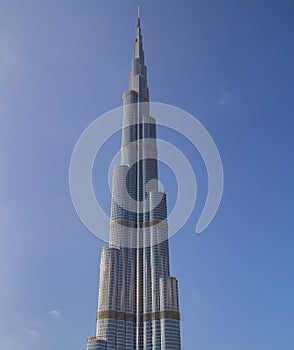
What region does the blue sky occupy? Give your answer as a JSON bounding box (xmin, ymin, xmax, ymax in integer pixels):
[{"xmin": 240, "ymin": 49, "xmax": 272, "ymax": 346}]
[{"xmin": 1, "ymin": 0, "xmax": 294, "ymax": 349}]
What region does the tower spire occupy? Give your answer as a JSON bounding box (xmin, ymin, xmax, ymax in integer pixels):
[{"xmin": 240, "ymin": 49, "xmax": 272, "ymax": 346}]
[{"xmin": 128, "ymin": 8, "xmax": 149, "ymax": 100}]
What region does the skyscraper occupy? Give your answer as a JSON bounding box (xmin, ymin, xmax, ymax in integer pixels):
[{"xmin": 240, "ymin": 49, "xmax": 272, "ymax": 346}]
[{"xmin": 87, "ymin": 11, "xmax": 181, "ymax": 350}]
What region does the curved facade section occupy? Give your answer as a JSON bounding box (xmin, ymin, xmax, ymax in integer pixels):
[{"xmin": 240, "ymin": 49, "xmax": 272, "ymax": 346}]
[
  {"xmin": 97, "ymin": 247, "xmax": 120, "ymax": 312},
  {"xmin": 86, "ymin": 337, "xmax": 107, "ymax": 350},
  {"xmin": 160, "ymin": 277, "xmax": 181, "ymax": 350}
]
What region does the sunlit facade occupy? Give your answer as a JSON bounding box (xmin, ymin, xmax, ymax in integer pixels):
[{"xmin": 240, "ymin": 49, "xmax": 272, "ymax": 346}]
[{"xmin": 87, "ymin": 13, "xmax": 181, "ymax": 350}]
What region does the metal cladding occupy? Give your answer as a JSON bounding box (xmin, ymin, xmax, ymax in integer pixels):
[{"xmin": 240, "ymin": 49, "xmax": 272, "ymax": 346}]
[{"xmin": 87, "ymin": 12, "xmax": 181, "ymax": 350}]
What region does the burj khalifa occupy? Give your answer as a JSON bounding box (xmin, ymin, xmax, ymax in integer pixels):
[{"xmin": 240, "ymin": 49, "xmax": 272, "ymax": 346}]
[{"xmin": 86, "ymin": 11, "xmax": 181, "ymax": 350}]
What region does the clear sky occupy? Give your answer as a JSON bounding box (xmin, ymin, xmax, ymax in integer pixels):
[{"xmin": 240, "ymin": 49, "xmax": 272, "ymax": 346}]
[{"xmin": 1, "ymin": 0, "xmax": 294, "ymax": 349}]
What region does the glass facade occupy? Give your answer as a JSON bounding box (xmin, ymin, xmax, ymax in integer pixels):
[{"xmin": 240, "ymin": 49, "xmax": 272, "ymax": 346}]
[
  {"xmin": 87, "ymin": 13, "xmax": 181, "ymax": 350},
  {"xmin": 86, "ymin": 337, "xmax": 107, "ymax": 350}
]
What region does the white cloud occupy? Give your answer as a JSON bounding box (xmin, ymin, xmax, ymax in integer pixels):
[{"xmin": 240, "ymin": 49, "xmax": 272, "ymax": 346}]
[
  {"xmin": 218, "ymin": 79, "xmax": 232, "ymax": 105},
  {"xmin": 0, "ymin": 36, "xmax": 20, "ymax": 77},
  {"xmin": 23, "ymin": 327, "xmax": 38, "ymax": 338},
  {"xmin": 49, "ymin": 309, "xmax": 62, "ymax": 319},
  {"xmin": 0, "ymin": 34, "xmax": 28, "ymax": 87},
  {"xmin": 0, "ymin": 48, "xmax": 19, "ymax": 66}
]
